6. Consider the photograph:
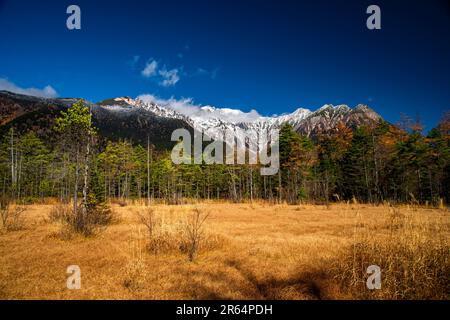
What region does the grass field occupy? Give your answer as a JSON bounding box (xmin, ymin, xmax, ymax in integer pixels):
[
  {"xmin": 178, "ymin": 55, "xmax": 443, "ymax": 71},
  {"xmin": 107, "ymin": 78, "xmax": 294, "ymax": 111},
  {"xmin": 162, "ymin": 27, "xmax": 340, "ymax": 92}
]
[{"xmin": 0, "ymin": 202, "xmax": 449, "ymax": 300}]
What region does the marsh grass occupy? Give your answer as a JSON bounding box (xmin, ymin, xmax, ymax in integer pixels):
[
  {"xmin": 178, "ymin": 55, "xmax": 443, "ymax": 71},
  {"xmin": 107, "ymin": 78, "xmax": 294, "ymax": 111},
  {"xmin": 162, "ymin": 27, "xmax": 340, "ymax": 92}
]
[
  {"xmin": 122, "ymin": 228, "xmax": 149, "ymax": 292},
  {"xmin": 1, "ymin": 202, "xmax": 448, "ymax": 299},
  {"xmin": 331, "ymin": 205, "xmax": 450, "ymax": 299}
]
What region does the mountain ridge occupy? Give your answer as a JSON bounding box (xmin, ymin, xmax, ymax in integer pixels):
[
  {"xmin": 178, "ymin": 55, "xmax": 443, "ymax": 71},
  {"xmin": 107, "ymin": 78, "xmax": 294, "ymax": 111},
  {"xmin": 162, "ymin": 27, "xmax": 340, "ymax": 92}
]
[
  {"xmin": 97, "ymin": 95, "xmax": 382, "ymax": 133},
  {"xmin": 0, "ymin": 90, "xmax": 383, "ymax": 148},
  {"xmin": 96, "ymin": 95, "xmax": 382, "ymax": 144}
]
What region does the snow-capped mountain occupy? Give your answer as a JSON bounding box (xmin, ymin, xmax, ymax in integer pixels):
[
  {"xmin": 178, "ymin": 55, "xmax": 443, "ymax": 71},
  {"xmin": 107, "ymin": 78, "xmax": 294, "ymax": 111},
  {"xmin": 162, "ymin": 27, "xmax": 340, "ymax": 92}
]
[{"xmin": 97, "ymin": 96, "xmax": 381, "ymax": 143}]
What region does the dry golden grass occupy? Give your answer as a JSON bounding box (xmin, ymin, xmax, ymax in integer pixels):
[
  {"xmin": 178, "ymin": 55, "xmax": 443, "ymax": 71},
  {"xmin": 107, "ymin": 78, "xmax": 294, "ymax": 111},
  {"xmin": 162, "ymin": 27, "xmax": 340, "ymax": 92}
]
[{"xmin": 0, "ymin": 202, "xmax": 448, "ymax": 300}]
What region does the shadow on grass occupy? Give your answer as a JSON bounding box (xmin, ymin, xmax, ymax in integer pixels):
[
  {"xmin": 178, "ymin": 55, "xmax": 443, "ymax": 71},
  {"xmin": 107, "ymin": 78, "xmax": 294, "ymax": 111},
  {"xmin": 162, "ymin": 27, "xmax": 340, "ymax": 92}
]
[{"xmin": 174, "ymin": 258, "xmax": 333, "ymax": 300}]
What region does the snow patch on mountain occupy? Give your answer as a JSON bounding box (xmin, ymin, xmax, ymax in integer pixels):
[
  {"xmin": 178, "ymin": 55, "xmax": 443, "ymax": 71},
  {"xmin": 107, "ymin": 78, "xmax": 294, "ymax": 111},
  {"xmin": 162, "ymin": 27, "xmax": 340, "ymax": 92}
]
[{"xmin": 137, "ymin": 94, "xmax": 264, "ymax": 124}]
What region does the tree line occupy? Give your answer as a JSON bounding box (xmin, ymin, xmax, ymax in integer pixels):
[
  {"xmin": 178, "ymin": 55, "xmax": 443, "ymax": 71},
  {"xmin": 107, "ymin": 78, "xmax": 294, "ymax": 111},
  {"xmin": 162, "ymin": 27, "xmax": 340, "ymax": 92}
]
[{"xmin": 1, "ymin": 101, "xmax": 449, "ymax": 206}]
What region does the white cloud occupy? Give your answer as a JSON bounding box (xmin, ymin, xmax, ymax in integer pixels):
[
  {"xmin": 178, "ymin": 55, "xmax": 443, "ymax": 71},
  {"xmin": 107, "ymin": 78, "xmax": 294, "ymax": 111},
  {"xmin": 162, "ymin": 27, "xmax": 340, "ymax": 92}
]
[
  {"xmin": 193, "ymin": 67, "xmax": 219, "ymax": 79},
  {"xmin": 137, "ymin": 94, "xmax": 263, "ymax": 123},
  {"xmin": 196, "ymin": 68, "xmax": 208, "ymax": 75},
  {"xmin": 141, "ymin": 59, "xmax": 158, "ymax": 77},
  {"xmin": 159, "ymin": 68, "xmax": 180, "ymax": 87},
  {"xmin": 140, "ymin": 58, "xmax": 181, "ymax": 87},
  {"xmin": 0, "ymin": 78, "xmax": 58, "ymax": 98}
]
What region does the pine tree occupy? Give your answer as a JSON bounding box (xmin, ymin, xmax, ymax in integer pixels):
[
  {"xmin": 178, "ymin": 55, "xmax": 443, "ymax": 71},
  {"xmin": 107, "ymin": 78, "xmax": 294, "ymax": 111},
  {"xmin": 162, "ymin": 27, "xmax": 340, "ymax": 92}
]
[{"xmin": 54, "ymin": 100, "xmax": 97, "ymax": 233}]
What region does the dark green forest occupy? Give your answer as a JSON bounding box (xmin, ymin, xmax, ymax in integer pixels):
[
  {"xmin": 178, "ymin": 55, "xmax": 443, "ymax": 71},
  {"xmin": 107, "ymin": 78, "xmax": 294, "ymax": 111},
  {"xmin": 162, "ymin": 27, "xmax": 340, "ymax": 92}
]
[{"xmin": 1, "ymin": 101, "xmax": 449, "ymax": 206}]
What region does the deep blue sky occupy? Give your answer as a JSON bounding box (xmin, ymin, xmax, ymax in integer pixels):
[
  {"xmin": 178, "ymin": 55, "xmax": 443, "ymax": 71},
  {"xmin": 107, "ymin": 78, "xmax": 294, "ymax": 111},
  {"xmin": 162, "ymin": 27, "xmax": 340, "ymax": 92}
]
[{"xmin": 0, "ymin": 0, "xmax": 449, "ymax": 130}]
